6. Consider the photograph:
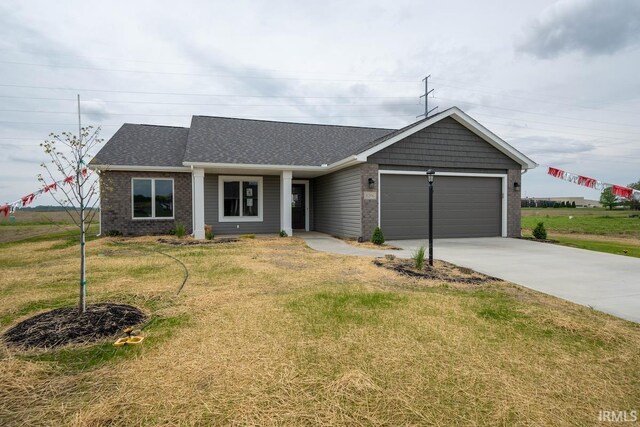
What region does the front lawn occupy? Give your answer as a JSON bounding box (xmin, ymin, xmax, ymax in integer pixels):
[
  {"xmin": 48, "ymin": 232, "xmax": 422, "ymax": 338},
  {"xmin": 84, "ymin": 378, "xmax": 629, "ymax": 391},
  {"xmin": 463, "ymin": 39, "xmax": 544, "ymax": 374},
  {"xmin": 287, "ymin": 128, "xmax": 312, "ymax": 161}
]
[{"xmin": 1, "ymin": 234, "xmax": 639, "ymax": 425}]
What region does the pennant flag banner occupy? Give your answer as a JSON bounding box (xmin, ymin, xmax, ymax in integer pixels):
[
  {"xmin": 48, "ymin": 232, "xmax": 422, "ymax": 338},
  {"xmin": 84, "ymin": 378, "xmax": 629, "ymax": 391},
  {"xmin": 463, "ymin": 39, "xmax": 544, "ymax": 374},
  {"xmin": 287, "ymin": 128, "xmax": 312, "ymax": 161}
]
[
  {"xmin": 547, "ymin": 167, "xmax": 640, "ymax": 201},
  {"xmin": 0, "ymin": 169, "xmax": 92, "ymax": 216}
]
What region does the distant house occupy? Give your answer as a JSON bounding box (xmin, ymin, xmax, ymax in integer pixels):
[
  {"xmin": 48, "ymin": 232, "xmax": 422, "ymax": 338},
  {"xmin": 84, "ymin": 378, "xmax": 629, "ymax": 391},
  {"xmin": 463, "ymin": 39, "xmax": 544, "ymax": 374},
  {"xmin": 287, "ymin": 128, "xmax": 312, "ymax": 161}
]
[{"xmin": 89, "ymin": 107, "xmax": 536, "ymax": 240}]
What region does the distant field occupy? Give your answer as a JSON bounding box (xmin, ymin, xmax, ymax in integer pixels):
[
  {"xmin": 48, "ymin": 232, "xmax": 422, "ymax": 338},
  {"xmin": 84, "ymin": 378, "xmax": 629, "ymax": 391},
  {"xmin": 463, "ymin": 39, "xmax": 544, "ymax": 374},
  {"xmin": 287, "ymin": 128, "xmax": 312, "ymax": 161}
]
[
  {"xmin": 522, "ymin": 208, "xmax": 640, "ymax": 258},
  {"xmin": 521, "ymin": 208, "xmax": 640, "ymax": 238},
  {"xmin": 0, "ymin": 210, "xmax": 98, "ymax": 244},
  {"xmin": 0, "ymin": 210, "xmax": 79, "ymax": 225},
  {"xmin": 521, "ymin": 207, "xmax": 631, "ymax": 218}
]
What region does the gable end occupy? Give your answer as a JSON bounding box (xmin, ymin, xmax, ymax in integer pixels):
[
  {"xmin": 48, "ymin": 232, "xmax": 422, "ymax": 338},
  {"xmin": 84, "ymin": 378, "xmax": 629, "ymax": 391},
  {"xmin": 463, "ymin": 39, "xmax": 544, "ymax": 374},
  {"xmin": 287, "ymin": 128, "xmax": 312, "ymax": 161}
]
[{"xmin": 368, "ymin": 116, "xmax": 520, "ymax": 169}]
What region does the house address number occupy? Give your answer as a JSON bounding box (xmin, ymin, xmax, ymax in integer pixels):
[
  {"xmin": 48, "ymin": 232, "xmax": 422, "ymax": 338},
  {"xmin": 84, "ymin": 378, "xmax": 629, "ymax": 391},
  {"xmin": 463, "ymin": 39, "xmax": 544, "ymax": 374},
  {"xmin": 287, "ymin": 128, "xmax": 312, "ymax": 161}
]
[{"xmin": 363, "ymin": 191, "xmax": 377, "ymax": 200}]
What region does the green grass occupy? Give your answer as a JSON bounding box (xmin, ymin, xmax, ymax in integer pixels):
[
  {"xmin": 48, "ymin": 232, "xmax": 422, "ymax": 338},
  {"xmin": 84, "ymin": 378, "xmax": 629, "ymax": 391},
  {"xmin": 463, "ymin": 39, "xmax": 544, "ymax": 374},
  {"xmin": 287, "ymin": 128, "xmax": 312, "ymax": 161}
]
[
  {"xmin": 522, "ymin": 210, "xmax": 640, "ymax": 238},
  {"xmin": 0, "ymin": 224, "xmax": 99, "ymax": 247},
  {"xmin": 521, "ymin": 208, "xmax": 640, "ymax": 257},
  {"xmin": 0, "ymin": 296, "xmax": 76, "ymax": 327},
  {"xmin": 287, "ymin": 289, "xmax": 407, "ymax": 335},
  {"xmin": 20, "ymin": 314, "xmax": 190, "ymax": 373},
  {"xmin": 552, "ymin": 236, "xmax": 640, "ymax": 258}
]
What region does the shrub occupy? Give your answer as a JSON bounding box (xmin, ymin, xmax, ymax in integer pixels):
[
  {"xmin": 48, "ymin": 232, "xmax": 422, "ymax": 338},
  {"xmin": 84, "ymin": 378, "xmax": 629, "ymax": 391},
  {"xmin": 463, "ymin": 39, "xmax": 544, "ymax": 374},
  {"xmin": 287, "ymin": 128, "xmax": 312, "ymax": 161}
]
[
  {"xmin": 105, "ymin": 229, "xmax": 122, "ymax": 237},
  {"xmin": 174, "ymin": 223, "xmax": 186, "ymax": 238},
  {"xmin": 413, "ymin": 245, "xmax": 426, "ymax": 270},
  {"xmin": 204, "ymin": 224, "xmax": 214, "ymax": 240},
  {"xmin": 532, "ymin": 222, "xmax": 547, "ymax": 240},
  {"xmin": 279, "ymin": 230, "xmax": 288, "ymax": 237},
  {"xmin": 371, "ymin": 227, "xmax": 385, "ymax": 245}
]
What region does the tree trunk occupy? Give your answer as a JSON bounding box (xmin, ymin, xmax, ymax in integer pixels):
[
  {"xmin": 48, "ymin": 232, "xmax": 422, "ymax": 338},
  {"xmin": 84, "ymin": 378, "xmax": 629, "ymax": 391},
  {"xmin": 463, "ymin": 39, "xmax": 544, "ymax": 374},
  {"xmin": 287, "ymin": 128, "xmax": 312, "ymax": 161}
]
[{"xmin": 79, "ymin": 199, "xmax": 86, "ymax": 314}]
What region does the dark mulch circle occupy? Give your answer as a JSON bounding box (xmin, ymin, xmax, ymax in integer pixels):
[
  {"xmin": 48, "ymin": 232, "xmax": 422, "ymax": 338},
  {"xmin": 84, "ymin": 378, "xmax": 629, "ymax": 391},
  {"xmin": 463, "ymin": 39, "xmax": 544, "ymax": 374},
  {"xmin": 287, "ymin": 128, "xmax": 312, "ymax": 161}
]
[
  {"xmin": 157, "ymin": 237, "xmax": 239, "ymax": 246},
  {"xmin": 373, "ymin": 258, "xmax": 502, "ymax": 285},
  {"xmin": 2, "ymin": 303, "xmax": 146, "ymax": 349}
]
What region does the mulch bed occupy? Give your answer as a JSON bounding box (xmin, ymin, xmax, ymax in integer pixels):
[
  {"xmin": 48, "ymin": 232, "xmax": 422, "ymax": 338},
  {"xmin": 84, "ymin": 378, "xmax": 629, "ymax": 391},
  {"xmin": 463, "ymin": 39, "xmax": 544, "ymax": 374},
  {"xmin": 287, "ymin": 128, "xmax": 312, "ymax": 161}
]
[
  {"xmin": 2, "ymin": 303, "xmax": 146, "ymax": 349},
  {"xmin": 157, "ymin": 238, "xmax": 240, "ymax": 246},
  {"xmin": 517, "ymin": 236, "xmax": 559, "ymax": 244},
  {"xmin": 373, "ymin": 258, "xmax": 502, "ymax": 285}
]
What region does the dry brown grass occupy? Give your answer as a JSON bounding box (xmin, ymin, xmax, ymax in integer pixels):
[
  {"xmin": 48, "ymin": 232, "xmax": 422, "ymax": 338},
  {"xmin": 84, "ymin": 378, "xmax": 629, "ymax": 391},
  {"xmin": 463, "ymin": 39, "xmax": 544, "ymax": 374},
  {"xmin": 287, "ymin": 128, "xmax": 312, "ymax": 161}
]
[{"xmin": 1, "ymin": 234, "xmax": 639, "ymax": 426}]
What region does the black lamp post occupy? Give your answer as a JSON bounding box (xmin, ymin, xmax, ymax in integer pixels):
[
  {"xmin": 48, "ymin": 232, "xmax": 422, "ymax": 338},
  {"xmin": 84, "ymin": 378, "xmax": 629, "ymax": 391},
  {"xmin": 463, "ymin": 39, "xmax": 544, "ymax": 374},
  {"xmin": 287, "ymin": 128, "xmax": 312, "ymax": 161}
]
[{"xmin": 426, "ymin": 169, "xmax": 435, "ymax": 267}]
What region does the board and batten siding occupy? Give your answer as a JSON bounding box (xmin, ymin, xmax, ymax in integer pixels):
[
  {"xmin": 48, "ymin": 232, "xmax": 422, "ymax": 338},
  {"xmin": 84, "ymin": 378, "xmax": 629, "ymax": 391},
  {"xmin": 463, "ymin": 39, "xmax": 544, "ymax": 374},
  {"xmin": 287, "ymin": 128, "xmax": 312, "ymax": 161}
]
[
  {"xmin": 368, "ymin": 116, "xmax": 520, "ymax": 170},
  {"xmin": 204, "ymin": 174, "xmax": 280, "ymax": 234},
  {"xmin": 312, "ymin": 165, "xmax": 362, "ymax": 238}
]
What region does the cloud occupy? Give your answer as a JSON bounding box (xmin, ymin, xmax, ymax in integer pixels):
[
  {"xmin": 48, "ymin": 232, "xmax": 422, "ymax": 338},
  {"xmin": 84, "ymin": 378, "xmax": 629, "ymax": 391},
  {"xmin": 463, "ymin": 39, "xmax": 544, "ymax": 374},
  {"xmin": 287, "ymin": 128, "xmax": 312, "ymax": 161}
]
[
  {"xmin": 82, "ymin": 99, "xmax": 110, "ymax": 122},
  {"xmin": 517, "ymin": 0, "xmax": 640, "ymax": 58},
  {"xmin": 512, "ymin": 135, "xmax": 595, "ymax": 155}
]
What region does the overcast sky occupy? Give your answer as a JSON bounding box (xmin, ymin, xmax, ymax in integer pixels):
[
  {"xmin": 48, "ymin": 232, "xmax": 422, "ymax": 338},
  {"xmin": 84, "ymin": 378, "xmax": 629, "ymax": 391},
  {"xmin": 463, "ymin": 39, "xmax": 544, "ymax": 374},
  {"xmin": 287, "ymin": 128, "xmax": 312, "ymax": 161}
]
[{"xmin": 1, "ymin": 0, "xmax": 639, "ymax": 205}]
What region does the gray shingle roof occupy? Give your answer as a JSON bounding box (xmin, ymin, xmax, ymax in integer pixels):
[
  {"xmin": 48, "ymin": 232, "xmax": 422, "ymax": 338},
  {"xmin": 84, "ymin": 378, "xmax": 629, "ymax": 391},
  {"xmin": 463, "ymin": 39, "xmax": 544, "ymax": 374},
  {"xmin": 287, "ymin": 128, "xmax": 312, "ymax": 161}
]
[
  {"xmin": 183, "ymin": 116, "xmax": 393, "ymax": 166},
  {"xmin": 90, "ymin": 124, "xmax": 189, "ymax": 167}
]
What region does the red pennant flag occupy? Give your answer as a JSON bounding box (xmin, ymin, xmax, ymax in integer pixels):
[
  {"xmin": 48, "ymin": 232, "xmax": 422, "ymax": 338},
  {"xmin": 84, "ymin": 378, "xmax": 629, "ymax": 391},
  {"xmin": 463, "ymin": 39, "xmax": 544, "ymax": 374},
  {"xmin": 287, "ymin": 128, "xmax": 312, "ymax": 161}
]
[
  {"xmin": 0, "ymin": 204, "xmax": 9, "ymax": 217},
  {"xmin": 578, "ymin": 176, "xmax": 597, "ymax": 188},
  {"xmin": 612, "ymin": 185, "xmax": 633, "ymax": 199},
  {"xmin": 548, "ymin": 167, "xmax": 564, "ymax": 178},
  {"xmin": 21, "ymin": 194, "xmax": 35, "ymax": 206},
  {"xmin": 63, "ymin": 175, "xmax": 74, "ymax": 185},
  {"xmin": 43, "ymin": 182, "xmax": 57, "ymax": 193}
]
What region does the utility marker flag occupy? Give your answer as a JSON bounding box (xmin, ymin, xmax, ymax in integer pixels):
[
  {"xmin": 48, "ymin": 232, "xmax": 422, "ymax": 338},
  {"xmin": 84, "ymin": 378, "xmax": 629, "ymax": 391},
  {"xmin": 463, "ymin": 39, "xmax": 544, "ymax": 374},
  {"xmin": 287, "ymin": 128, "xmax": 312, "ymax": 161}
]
[{"xmin": 547, "ymin": 167, "xmax": 640, "ymax": 200}]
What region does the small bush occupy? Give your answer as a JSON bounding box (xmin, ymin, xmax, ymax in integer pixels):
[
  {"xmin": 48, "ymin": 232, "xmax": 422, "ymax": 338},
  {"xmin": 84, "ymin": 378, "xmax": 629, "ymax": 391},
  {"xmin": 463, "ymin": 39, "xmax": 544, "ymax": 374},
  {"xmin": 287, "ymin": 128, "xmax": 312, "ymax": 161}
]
[
  {"xmin": 174, "ymin": 223, "xmax": 186, "ymax": 238},
  {"xmin": 413, "ymin": 245, "xmax": 426, "ymax": 270},
  {"xmin": 279, "ymin": 230, "xmax": 288, "ymax": 237},
  {"xmin": 204, "ymin": 224, "xmax": 214, "ymax": 240},
  {"xmin": 371, "ymin": 227, "xmax": 385, "ymax": 245},
  {"xmin": 532, "ymin": 222, "xmax": 547, "ymax": 240},
  {"xmin": 105, "ymin": 229, "xmax": 122, "ymax": 237}
]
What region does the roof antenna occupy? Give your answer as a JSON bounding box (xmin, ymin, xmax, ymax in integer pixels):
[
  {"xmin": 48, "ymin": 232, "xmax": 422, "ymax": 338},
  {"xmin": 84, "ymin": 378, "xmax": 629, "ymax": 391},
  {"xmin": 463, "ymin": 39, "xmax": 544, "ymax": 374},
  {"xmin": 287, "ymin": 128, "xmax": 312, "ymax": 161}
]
[{"xmin": 417, "ymin": 75, "xmax": 438, "ymax": 119}]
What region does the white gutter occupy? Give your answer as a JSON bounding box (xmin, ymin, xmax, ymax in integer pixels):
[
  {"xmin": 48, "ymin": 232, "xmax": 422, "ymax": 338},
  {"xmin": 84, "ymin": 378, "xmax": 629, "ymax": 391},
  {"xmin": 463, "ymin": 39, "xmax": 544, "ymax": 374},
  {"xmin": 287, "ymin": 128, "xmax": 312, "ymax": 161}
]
[
  {"xmin": 182, "ymin": 155, "xmax": 362, "ymax": 173},
  {"xmin": 89, "ymin": 164, "xmax": 192, "ymax": 172}
]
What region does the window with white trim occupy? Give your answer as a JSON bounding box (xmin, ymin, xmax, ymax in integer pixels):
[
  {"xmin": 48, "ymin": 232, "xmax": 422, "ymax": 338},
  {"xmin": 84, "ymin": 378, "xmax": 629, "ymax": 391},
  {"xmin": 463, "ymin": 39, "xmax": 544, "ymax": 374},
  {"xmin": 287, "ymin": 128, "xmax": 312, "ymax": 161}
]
[
  {"xmin": 132, "ymin": 178, "xmax": 174, "ymax": 219},
  {"xmin": 219, "ymin": 176, "xmax": 263, "ymax": 222}
]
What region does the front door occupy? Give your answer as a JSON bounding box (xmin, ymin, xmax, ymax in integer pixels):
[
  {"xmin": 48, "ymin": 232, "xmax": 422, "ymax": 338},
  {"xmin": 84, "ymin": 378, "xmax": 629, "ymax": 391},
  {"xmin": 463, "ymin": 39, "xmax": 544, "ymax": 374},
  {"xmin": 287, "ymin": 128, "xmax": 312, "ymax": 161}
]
[{"xmin": 292, "ymin": 183, "xmax": 306, "ymax": 230}]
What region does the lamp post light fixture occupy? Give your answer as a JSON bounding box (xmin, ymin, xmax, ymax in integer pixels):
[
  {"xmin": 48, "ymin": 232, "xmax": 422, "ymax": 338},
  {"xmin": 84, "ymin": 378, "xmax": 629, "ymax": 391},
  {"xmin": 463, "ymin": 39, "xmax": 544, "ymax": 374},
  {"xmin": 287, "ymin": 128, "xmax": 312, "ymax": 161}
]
[{"xmin": 426, "ymin": 169, "xmax": 435, "ymax": 267}]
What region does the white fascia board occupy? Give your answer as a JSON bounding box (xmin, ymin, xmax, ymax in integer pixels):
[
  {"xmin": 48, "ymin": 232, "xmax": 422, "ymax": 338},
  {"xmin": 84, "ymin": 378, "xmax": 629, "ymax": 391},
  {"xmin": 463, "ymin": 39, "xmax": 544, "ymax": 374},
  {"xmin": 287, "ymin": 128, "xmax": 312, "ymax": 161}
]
[
  {"xmin": 355, "ymin": 107, "xmax": 537, "ymax": 170},
  {"xmin": 89, "ymin": 164, "xmax": 192, "ymax": 172},
  {"xmin": 182, "ymin": 156, "xmax": 361, "ymax": 173}
]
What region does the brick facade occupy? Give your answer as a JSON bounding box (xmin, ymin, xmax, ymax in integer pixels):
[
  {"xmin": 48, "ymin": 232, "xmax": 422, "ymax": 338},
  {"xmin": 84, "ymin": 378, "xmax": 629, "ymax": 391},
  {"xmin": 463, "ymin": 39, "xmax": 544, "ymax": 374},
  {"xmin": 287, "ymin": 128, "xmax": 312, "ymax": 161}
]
[
  {"xmin": 360, "ymin": 163, "xmax": 379, "ymax": 241},
  {"xmin": 100, "ymin": 171, "xmax": 192, "ymax": 236},
  {"xmin": 507, "ymin": 168, "xmax": 521, "ymax": 237}
]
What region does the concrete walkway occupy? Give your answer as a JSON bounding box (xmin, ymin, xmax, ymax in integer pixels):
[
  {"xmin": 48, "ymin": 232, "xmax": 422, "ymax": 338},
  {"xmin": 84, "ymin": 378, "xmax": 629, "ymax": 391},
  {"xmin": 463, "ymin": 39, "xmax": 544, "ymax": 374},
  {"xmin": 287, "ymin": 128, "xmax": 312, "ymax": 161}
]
[
  {"xmin": 299, "ymin": 232, "xmax": 410, "ymax": 258},
  {"xmin": 299, "ymin": 232, "xmax": 640, "ymax": 323}
]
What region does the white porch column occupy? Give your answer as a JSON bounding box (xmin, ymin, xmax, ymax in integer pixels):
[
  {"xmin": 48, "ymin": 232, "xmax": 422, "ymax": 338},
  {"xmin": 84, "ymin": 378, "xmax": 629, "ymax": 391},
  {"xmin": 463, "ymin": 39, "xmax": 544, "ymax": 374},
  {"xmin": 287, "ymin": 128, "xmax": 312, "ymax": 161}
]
[
  {"xmin": 280, "ymin": 170, "xmax": 293, "ymax": 236},
  {"xmin": 193, "ymin": 168, "xmax": 206, "ymax": 239}
]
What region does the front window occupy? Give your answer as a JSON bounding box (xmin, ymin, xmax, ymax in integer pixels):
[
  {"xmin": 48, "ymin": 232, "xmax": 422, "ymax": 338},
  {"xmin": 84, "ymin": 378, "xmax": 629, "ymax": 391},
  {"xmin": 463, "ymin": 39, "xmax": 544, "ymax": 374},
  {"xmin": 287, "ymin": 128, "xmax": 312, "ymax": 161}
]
[
  {"xmin": 132, "ymin": 178, "xmax": 174, "ymax": 219},
  {"xmin": 219, "ymin": 176, "xmax": 262, "ymax": 222}
]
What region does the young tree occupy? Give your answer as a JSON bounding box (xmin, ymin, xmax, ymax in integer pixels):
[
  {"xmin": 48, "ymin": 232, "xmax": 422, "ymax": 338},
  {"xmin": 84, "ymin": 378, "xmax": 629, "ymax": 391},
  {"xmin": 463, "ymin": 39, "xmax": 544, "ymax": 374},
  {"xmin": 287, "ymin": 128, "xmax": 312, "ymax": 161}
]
[
  {"xmin": 38, "ymin": 126, "xmax": 103, "ymax": 314},
  {"xmin": 600, "ymin": 187, "xmax": 618, "ymax": 210},
  {"xmin": 571, "ymin": 201, "xmax": 576, "ymax": 208}
]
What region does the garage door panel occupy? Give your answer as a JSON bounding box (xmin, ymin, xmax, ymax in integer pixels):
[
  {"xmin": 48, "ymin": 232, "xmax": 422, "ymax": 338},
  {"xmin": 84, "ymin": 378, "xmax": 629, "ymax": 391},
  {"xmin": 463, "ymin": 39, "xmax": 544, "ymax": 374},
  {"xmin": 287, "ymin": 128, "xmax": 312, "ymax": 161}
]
[{"xmin": 380, "ymin": 174, "xmax": 502, "ymax": 239}]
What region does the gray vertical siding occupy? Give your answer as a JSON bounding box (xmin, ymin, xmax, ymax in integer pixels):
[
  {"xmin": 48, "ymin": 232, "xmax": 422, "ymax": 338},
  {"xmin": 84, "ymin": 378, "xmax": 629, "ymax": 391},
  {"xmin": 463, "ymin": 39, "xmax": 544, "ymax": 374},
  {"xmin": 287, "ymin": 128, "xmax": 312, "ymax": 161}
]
[
  {"xmin": 204, "ymin": 174, "xmax": 280, "ymax": 234},
  {"xmin": 312, "ymin": 165, "xmax": 362, "ymax": 238}
]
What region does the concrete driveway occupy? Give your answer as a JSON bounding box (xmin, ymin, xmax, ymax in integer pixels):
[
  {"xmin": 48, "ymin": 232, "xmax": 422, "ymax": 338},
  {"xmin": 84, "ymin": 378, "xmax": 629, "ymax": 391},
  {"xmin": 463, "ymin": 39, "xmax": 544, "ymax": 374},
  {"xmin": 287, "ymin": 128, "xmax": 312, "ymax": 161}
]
[{"xmin": 389, "ymin": 237, "xmax": 640, "ymax": 323}]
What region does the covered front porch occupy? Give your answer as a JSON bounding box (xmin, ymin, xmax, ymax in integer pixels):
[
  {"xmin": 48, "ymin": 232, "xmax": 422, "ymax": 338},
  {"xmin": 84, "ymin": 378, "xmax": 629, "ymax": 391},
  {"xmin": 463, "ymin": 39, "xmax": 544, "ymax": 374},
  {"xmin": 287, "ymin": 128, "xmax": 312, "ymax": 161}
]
[{"xmin": 191, "ymin": 168, "xmax": 311, "ymax": 239}]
